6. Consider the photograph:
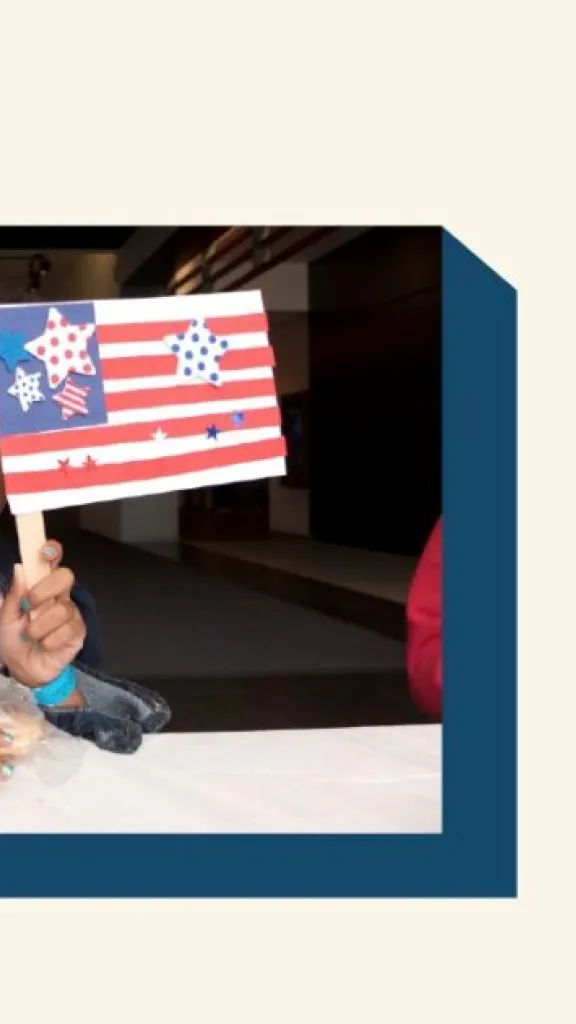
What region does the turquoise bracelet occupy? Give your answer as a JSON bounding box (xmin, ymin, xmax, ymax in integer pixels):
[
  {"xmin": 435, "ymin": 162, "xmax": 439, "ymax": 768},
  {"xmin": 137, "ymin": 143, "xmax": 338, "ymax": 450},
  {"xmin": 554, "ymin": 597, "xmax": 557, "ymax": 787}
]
[{"xmin": 33, "ymin": 665, "xmax": 77, "ymax": 708}]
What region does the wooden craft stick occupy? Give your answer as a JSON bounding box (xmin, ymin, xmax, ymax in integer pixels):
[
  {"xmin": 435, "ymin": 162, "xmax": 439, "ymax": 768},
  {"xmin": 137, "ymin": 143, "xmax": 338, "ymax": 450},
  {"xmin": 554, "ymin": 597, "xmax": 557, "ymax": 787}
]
[{"xmin": 15, "ymin": 511, "xmax": 51, "ymax": 589}]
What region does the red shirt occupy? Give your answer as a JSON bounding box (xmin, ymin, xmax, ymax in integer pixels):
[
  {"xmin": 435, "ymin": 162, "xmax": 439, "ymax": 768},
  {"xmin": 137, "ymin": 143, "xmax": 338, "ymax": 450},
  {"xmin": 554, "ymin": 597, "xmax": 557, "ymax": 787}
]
[{"xmin": 406, "ymin": 519, "xmax": 442, "ymax": 719}]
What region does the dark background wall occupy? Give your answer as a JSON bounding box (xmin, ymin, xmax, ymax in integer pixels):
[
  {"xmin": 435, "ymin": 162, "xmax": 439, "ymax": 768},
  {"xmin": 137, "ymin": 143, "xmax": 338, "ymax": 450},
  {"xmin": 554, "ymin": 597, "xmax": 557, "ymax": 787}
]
[{"xmin": 309, "ymin": 227, "xmax": 442, "ymax": 556}]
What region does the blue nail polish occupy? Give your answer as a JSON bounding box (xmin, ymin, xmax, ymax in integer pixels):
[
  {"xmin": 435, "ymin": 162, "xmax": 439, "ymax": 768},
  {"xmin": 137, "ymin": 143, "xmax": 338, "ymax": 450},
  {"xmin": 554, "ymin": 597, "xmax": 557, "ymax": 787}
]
[
  {"xmin": 43, "ymin": 546, "xmax": 57, "ymax": 558},
  {"xmin": 1, "ymin": 764, "xmax": 14, "ymax": 778},
  {"xmin": 19, "ymin": 597, "xmax": 32, "ymax": 613}
]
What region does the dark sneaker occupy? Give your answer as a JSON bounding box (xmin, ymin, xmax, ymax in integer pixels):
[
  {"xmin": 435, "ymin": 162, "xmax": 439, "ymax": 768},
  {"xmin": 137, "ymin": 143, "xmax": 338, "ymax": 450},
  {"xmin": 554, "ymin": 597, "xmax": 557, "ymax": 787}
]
[{"xmin": 45, "ymin": 664, "xmax": 171, "ymax": 754}]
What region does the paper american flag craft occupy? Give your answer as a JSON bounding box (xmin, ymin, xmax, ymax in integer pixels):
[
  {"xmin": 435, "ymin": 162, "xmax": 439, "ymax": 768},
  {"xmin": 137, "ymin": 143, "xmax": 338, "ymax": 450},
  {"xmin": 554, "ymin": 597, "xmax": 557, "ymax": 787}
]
[{"xmin": 0, "ymin": 291, "xmax": 286, "ymax": 515}]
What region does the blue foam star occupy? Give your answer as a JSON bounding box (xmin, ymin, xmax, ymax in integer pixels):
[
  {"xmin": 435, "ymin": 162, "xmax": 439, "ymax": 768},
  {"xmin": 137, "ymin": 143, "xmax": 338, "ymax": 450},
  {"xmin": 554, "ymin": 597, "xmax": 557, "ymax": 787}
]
[
  {"xmin": 0, "ymin": 330, "xmax": 31, "ymax": 372},
  {"xmin": 231, "ymin": 411, "xmax": 245, "ymax": 426},
  {"xmin": 206, "ymin": 424, "xmax": 220, "ymax": 440}
]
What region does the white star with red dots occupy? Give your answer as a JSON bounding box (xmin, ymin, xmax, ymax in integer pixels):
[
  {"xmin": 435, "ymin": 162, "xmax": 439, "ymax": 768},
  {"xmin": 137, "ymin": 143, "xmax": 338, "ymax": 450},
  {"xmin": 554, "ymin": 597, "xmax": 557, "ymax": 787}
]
[
  {"xmin": 163, "ymin": 318, "xmax": 230, "ymax": 387},
  {"xmin": 24, "ymin": 306, "xmax": 97, "ymax": 390}
]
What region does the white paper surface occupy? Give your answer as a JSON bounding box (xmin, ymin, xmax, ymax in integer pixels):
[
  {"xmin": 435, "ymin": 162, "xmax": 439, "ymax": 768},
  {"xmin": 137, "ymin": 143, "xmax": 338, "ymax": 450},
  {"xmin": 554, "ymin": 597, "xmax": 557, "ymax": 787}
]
[
  {"xmin": 0, "ymin": 725, "xmax": 442, "ymax": 834},
  {"xmin": 0, "ymin": 291, "xmax": 286, "ymax": 515}
]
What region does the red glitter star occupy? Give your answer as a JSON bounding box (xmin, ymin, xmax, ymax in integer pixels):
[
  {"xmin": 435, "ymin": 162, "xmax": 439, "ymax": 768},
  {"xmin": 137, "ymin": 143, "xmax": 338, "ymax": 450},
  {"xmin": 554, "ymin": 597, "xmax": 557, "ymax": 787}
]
[
  {"xmin": 57, "ymin": 458, "xmax": 71, "ymax": 473},
  {"xmin": 83, "ymin": 455, "xmax": 98, "ymax": 471}
]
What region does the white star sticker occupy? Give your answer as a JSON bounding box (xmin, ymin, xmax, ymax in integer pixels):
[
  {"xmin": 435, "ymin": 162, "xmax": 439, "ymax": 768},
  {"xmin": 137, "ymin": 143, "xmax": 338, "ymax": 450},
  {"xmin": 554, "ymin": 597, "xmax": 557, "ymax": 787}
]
[
  {"xmin": 24, "ymin": 306, "xmax": 97, "ymax": 390},
  {"xmin": 7, "ymin": 365, "xmax": 46, "ymax": 413},
  {"xmin": 163, "ymin": 319, "xmax": 230, "ymax": 387},
  {"xmin": 151, "ymin": 428, "xmax": 167, "ymax": 442}
]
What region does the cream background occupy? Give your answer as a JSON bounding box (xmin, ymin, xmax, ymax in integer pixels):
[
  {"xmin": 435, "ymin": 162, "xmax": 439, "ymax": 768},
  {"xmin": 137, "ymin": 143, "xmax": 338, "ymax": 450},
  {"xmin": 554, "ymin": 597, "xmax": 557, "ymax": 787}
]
[{"xmin": 1, "ymin": 0, "xmax": 573, "ymax": 1021}]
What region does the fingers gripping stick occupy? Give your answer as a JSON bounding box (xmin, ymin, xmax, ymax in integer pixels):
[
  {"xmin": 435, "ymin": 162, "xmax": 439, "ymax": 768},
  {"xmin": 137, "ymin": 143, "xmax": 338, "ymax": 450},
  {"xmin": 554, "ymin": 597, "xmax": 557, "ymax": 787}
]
[{"xmin": 15, "ymin": 512, "xmax": 52, "ymax": 619}]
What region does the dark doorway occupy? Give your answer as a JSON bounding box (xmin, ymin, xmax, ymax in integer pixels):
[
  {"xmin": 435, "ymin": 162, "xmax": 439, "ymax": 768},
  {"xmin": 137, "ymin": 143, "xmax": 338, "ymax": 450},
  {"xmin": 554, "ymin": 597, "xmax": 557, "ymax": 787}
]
[{"xmin": 309, "ymin": 227, "xmax": 442, "ymax": 556}]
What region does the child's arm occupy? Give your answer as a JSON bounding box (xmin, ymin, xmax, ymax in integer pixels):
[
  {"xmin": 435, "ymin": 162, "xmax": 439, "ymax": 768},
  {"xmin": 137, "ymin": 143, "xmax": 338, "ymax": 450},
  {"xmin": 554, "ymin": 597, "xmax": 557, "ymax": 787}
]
[
  {"xmin": 406, "ymin": 519, "xmax": 442, "ymax": 719},
  {"xmin": 0, "ymin": 562, "xmax": 170, "ymax": 756}
]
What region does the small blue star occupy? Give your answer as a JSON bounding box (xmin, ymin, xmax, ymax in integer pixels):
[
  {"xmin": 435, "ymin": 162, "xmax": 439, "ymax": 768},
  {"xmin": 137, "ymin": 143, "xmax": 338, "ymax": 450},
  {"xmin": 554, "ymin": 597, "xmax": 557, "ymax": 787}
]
[
  {"xmin": 231, "ymin": 411, "xmax": 245, "ymax": 426},
  {"xmin": 0, "ymin": 331, "xmax": 30, "ymax": 372},
  {"xmin": 206, "ymin": 424, "xmax": 220, "ymax": 440}
]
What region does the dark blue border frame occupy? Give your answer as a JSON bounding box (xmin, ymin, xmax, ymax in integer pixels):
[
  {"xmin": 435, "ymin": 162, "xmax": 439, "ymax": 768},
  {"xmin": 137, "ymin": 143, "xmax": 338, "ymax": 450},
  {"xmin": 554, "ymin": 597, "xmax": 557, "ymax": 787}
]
[{"xmin": 0, "ymin": 231, "xmax": 517, "ymax": 898}]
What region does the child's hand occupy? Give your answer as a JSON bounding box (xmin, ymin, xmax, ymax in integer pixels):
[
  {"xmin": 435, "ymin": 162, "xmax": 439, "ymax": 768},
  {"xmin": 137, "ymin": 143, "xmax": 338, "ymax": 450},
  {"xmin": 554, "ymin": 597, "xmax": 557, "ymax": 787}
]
[{"xmin": 0, "ymin": 547, "xmax": 86, "ymax": 690}]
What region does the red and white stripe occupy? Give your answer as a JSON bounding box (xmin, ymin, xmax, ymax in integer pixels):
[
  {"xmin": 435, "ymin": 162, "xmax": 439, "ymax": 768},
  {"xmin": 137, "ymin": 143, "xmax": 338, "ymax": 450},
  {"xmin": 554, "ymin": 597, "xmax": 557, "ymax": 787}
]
[
  {"xmin": 52, "ymin": 379, "xmax": 90, "ymax": 420},
  {"xmin": 2, "ymin": 291, "xmax": 286, "ymax": 514}
]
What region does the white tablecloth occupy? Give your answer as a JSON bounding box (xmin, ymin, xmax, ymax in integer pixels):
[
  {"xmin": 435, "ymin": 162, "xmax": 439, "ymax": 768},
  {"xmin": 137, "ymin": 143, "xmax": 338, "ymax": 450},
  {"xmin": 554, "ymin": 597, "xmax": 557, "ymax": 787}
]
[{"xmin": 0, "ymin": 725, "xmax": 442, "ymax": 833}]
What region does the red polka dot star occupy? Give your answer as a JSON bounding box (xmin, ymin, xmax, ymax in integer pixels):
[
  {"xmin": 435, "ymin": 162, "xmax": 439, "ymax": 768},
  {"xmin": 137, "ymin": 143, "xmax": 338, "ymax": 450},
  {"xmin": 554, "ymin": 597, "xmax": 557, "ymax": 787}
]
[{"xmin": 24, "ymin": 306, "xmax": 97, "ymax": 389}]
